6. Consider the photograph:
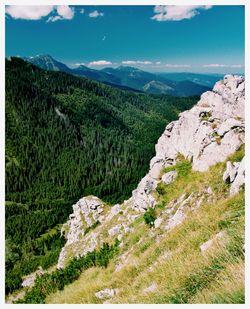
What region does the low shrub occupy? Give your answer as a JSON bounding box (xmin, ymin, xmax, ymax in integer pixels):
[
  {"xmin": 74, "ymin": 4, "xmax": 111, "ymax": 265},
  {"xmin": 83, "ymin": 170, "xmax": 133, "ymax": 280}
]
[
  {"xmin": 143, "ymin": 208, "xmax": 157, "ymax": 227},
  {"xmin": 16, "ymin": 239, "xmax": 120, "ymax": 304}
]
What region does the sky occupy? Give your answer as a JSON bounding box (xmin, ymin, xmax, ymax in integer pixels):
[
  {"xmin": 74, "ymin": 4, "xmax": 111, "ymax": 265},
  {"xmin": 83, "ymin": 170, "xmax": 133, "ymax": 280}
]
[{"xmin": 5, "ymin": 5, "xmax": 245, "ymax": 73}]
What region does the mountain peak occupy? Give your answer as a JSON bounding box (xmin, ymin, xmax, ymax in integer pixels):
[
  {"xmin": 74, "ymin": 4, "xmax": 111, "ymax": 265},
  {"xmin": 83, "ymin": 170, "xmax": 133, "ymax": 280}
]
[
  {"xmin": 23, "ymin": 54, "xmax": 70, "ymax": 72},
  {"xmin": 116, "ymin": 65, "xmax": 142, "ymax": 72}
]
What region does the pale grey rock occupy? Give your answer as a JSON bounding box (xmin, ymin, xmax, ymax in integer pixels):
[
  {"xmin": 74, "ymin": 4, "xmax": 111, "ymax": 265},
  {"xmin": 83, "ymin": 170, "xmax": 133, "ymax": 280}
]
[
  {"xmin": 162, "ymin": 170, "xmax": 177, "ymax": 184},
  {"xmin": 230, "ymin": 157, "xmax": 245, "ymax": 196},
  {"xmin": 217, "ymin": 118, "xmax": 244, "ymax": 137},
  {"xmin": 65, "ymin": 196, "xmax": 104, "ymax": 246},
  {"xmin": 223, "ymin": 161, "xmax": 239, "ymax": 183},
  {"xmin": 58, "ymin": 196, "xmax": 105, "ymax": 267},
  {"xmin": 95, "ymin": 288, "xmax": 119, "ymax": 299},
  {"xmin": 206, "ymin": 186, "xmax": 213, "ymax": 195},
  {"xmin": 147, "ymin": 75, "xmax": 244, "ymax": 176},
  {"xmin": 154, "ymin": 218, "xmax": 163, "ymax": 229},
  {"xmin": 142, "ymin": 282, "xmax": 157, "ymax": 294},
  {"xmin": 131, "ymin": 175, "xmax": 159, "ymax": 212},
  {"xmin": 108, "ymin": 224, "xmax": 122, "ymax": 237},
  {"xmin": 126, "ymin": 214, "xmax": 140, "ymax": 223},
  {"xmin": 200, "ymin": 231, "xmax": 225, "ymax": 253},
  {"xmin": 123, "ymin": 225, "xmax": 131, "ymax": 234},
  {"xmin": 222, "ymin": 157, "xmax": 245, "ymax": 196},
  {"xmin": 165, "ymin": 194, "xmax": 194, "ymax": 231},
  {"xmin": 22, "ymin": 267, "xmax": 44, "ymax": 288},
  {"xmin": 106, "ymin": 204, "xmax": 121, "ymax": 220},
  {"xmin": 117, "ymin": 234, "xmax": 123, "ymax": 241}
]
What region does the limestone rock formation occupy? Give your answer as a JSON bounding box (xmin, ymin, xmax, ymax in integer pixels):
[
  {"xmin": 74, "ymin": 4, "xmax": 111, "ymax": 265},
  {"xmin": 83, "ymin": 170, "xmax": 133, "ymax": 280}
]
[
  {"xmin": 130, "ymin": 75, "xmax": 244, "ymax": 211},
  {"xmin": 223, "ymin": 157, "xmax": 245, "ymax": 196},
  {"xmin": 57, "ymin": 75, "xmax": 245, "ymax": 268}
]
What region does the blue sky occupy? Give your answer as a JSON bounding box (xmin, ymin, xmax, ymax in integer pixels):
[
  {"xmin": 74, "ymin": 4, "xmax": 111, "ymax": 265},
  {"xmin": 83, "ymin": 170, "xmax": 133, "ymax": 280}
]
[{"xmin": 5, "ymin": 5, "xmax": 245, "ymax": 73}]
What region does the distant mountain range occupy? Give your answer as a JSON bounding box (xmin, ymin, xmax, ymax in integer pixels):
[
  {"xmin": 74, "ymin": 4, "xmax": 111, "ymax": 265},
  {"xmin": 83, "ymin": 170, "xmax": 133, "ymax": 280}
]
[{"xmin": 22, "ymin": 54, "xmax": 218, "ymax": 96}]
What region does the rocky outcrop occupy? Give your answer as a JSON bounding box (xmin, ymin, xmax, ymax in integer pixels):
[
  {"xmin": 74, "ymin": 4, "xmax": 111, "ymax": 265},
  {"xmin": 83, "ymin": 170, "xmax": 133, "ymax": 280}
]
[
  {"xmin": 57, "ymin": 195, "xmax": 136, "ymax": 268},
  {"xmin": 62, "ymin": 196, "xmax": 105, "ymax": 245},
  {"xmin": 21, "ymin": 267, "xmax": 44, "ymax": 288},
  {"xmin": 57, "ymin": 75, "xmax": 245, "ymax": 268},
  {"xmin": 130, "ymin": 75, "xmax": 244, "ymax": 211},
  {"xmin": 223, "ymin": 157, "xmax": 245, "ymax": 196}
]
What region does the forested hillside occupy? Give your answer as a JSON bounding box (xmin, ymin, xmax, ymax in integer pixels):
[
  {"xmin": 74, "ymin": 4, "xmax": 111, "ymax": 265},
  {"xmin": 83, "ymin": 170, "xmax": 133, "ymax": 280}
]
[{"xmin": 5, "ymin": 57, "xmax": 197, "ymax": 294}]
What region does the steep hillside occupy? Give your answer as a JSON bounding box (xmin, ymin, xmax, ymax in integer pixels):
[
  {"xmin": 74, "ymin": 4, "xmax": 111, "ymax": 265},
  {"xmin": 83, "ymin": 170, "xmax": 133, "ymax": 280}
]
[
  {"xmin": 5, "ymin": 57, "xmax": 197, "ymax": 294},
  {"xmin": 13, "ymin": 75, "xmax": 245, "ymax": 304}
]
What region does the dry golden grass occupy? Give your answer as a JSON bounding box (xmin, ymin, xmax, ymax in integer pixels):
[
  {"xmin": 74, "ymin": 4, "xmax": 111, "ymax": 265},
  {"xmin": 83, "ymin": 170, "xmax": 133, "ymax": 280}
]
[{"xmin": 46, "ymin": 156, "xmax": 245, "ymax": 304}]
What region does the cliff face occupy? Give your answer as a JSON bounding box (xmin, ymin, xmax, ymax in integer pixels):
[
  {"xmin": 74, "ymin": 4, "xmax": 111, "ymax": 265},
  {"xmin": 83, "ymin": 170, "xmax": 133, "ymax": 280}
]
[{"xmin": 57, "ymin": 75, "xmax": 245, "ymax": 269}]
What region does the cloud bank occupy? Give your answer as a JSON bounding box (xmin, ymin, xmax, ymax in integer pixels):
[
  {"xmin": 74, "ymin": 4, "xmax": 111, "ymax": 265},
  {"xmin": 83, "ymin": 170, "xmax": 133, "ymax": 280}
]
[
  {"xmin": 203, "ymin": 64, "xmax": 242, "ymax": 68},
  {"xmin": 88, "ymin": 60, "xmax": 112, "ymax": 66},
  {"xmin": 122, "ymin": 60, "xmax": 153, "ymax": 65},
  {"xmin": 152, "ymin": 5, "xmax": 212, "ymax": 21},
  {"xmin": 6, "ymin": 5, "xmax": 74, "ymax": 22}
]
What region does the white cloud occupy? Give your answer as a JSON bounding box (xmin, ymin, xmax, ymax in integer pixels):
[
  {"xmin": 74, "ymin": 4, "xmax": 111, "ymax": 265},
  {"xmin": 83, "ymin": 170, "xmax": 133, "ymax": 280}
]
[
  {"xmin": 203, "ymin": 64, "xmax": 242, "ymax": 68},
  {"xmin": 156, "ymin": 61, "xmax": 161, "ymax": 65},
  {"xmin": 6, "ymin": 5, "xmax": 74, "ymax": 22},
  {"xmin": 102, "ymin": 35, "xmax": 106, "ymax": 41},
  {"xmin": 122, "ymin": 60, "xmax": 153, "ymax": 65},
  {"xmin": 56, "ymin": 5, "xmax": 74, "ymax": 20},
  {"xmin": 165, "ymin": 64, "xmax": 191, "ymax": 68},
  {"xmin": 80, "ymin": 9, "xmax": 85, "ymax": 14},
  {"xmin": 89, "ymin": 10, "xmax": 104, "ymax": 18},
  {"xmin": 5, "ymin": 5, "xmax": 54, "ymax": 20},
  {"xmin": 88, "ymin": 60, "xmax": 112, "ymax": 66},
  {"xmin": 151, "ymin": 5, "xmax": 212, "ymax": 21}
]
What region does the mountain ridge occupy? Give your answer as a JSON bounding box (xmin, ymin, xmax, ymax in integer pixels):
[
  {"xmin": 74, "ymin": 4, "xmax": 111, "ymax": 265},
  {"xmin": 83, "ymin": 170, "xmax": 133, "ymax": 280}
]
[{"xmin": 22, "ymin": 54, "xmax": 211, "ymax": 96}]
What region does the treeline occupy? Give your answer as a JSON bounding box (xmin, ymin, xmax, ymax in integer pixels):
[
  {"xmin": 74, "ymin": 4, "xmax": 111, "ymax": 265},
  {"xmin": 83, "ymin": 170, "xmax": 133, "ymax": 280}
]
[{"xmin": 5, "ymin": 57, "xmax": 198, "ymax": 294}]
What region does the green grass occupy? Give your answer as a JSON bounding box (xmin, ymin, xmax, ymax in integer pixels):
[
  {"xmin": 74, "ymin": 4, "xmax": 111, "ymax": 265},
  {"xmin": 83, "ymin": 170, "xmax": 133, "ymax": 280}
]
[
  {"xmin": 228, "ymin": 144, "xmax": 245, "ymax": 162},
  {"xmin": 39, "ymin": 148, "xmax": 245, "ymax": 304}
]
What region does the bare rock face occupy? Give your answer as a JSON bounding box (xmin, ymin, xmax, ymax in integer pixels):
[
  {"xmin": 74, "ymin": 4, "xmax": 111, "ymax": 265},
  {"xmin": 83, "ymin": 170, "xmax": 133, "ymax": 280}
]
[
  {"xmin": 129, "ymin": 75, "xmax": 244, "ymax": 211},
  {"xmin": 57, "ymin": 75, "xmax": 245, "ymax": 268},
  {"xmin": 150, "ymin": 75, "xmax": 244, "ymax": 177},
  {"xmin": 131, "ymin": 174, "xmax": 159, "ymax": 212},
  {"xmin": 64, "ymin": 196, "xmax": 105, "ymax": 246},
  {"xmin": 223, "ymin": 157, "xmax": 245, "ymax": 196},
  {"xmin": 57, "ymin": 195, "xmax": 136, "ymax": 268}
]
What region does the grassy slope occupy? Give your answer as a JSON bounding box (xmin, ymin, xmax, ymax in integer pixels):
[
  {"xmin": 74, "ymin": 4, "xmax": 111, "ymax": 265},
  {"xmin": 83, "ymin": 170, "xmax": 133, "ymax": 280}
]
[{"xmin": 46, "ymin": 148, "xmax": 245, "ymax": 304}]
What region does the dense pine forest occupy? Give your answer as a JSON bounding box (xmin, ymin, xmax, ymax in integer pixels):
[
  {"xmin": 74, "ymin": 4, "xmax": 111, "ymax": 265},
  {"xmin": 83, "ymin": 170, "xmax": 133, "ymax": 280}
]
[{"xmin": 5, "ymin": 57, "xmax": 198, "ymax": 294}]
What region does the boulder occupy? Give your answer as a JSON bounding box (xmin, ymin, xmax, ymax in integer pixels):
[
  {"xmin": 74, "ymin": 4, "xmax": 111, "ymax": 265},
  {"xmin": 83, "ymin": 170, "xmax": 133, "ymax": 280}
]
[
  {"xmin": 95, "ymin": 288, "xmax": 119, "ymax": 299},
  {"xmin": 162, "ymin": 171, "xmax": 177, "ymax": 184},
  {"xmin": 230, "ymin": 157, "xmax": 245, "ymax": 196},
  {"xmin": 200, "ymin": 231, "xmax": 225, "ymax": 253},
  {"xmin": 223, "ymin": 161, "xmax": 239, "ymax": 183},
  {"xmin": 154, "ymin": 218, "xmax": 163, "ymax": 229}
]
